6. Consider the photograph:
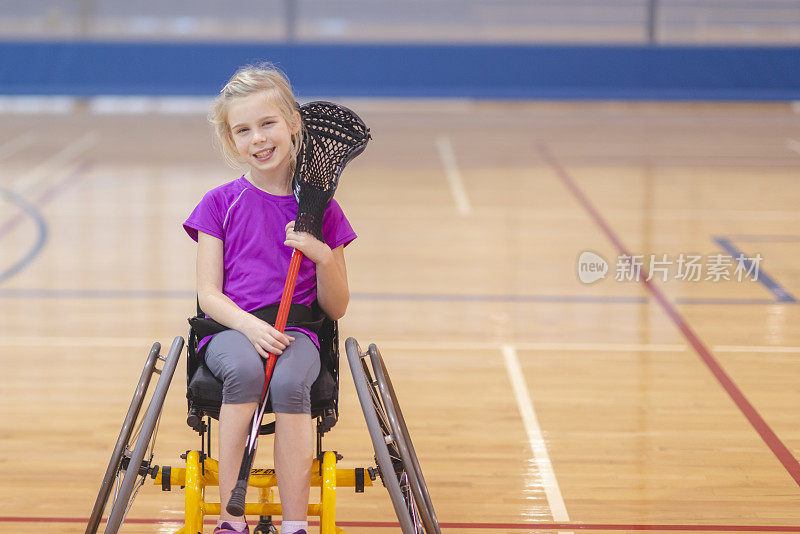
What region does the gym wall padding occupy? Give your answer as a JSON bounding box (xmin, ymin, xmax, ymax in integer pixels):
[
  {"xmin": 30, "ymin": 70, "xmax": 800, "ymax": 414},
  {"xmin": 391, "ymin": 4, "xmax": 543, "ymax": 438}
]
[{"xmin": 2, "ymin": 42, "xmax": 799, "ymax": 100}]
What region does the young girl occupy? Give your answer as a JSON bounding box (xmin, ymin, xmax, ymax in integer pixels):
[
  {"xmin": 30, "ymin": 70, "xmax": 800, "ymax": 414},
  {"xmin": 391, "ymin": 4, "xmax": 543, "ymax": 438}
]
[{"xmin": 183, "ymin": 64, "xmax": 356, "ymax": 534}]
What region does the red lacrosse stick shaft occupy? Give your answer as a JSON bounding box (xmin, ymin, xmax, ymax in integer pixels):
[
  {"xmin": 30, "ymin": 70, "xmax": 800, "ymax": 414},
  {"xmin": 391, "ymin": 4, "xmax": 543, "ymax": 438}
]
[
  {"xmin": 259, "ymin": 248, "xmax": 304, "ymax": 400},
  {"xmin": 227, "ymin": 247, "xmax": 305, "ymax": 516}
]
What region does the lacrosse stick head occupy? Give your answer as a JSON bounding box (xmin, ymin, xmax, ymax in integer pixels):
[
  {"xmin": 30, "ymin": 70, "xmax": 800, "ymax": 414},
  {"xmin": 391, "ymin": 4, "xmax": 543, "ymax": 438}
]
[{"xmin": 292, "ymin": 101, "xmax": 371, "ymax": 240}]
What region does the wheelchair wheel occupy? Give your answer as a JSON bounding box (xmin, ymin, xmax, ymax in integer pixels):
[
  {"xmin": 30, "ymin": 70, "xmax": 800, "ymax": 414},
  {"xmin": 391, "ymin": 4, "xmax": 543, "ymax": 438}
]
[
  {"xmin": 345, "ymin": 338, "xmax": 441, "ymax": 534},
  {"xmin": 85, "ymin": 337, "xmax": 184, "ymax": 534}
]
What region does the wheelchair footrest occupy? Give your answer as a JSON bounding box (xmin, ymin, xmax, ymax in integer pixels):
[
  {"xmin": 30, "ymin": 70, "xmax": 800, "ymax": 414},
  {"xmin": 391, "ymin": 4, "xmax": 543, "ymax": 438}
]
[
  {"xmin": 154, "ymin": 455, "xmax": 373, "ymax": 491},
  {"xmin": 161, "ymin": 450, "xmax": 367, "ymax": 534}
]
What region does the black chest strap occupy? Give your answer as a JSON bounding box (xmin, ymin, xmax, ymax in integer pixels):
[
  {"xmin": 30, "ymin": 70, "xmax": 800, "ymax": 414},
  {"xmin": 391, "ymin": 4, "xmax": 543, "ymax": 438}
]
[{"xmin": 188, "ymin": 302, "xmax": 325, "ymax": 340}]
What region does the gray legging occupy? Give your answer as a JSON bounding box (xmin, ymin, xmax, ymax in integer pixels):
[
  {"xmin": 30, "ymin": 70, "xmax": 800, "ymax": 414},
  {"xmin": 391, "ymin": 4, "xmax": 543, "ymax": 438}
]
[{"xmin": 204, "ymin": 329, "xmax": 321, "ymax": 414}]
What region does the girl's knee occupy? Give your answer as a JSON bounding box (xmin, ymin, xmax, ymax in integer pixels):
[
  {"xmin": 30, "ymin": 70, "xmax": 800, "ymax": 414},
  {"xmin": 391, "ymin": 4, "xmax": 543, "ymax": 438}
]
[
  {"xmin": 207, "ymin": 330, "xmax": 265, "ymax": 403},
  {"xmin": 269, "ymin": 374, "xmax": 311, "ymax": 414},
  {"xmin": 230, "ymin": 365, "xmax": 265, "ymax": 402}
]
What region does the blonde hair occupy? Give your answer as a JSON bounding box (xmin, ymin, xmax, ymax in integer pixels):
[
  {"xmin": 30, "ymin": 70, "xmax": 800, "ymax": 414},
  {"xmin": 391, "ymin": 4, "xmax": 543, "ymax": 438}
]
[{"xmin": 210, "ymin": 62, "xmax": 303, "ymax": 173}]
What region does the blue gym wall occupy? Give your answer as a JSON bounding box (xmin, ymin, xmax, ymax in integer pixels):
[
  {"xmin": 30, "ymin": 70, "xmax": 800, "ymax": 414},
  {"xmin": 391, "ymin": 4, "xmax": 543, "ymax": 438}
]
[{"xmin": 2, "ymin": 42, "xmax": 799, "ymax": 100}]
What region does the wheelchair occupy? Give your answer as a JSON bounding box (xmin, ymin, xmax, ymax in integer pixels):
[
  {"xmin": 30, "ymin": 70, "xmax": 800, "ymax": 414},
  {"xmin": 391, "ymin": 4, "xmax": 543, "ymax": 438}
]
[{"xmin": 86, "ymin": 314, "xmax": 441, "ymax": 534}]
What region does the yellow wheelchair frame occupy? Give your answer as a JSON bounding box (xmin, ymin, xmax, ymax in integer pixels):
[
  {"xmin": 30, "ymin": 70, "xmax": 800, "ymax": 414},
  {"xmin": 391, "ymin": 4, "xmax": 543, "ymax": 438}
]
[
  {"xmin": 86, "ymin": 336, "xmax": 439, "ymax": 534},
  {"xmin": 154, "ymin": 451, "xmax": 371, "ymax": 534}
]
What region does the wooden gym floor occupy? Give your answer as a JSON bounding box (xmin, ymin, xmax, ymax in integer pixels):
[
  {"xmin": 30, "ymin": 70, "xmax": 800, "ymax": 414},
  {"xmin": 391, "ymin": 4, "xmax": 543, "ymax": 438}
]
[{"xmin": 0, "ymin": 98, "xmax": 799, "ymax": 533}]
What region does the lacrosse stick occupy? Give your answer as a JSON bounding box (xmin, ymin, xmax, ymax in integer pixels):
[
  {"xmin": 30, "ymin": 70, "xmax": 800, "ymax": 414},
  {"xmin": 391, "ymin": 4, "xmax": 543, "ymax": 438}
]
[{"xmin": 227, "ymin": 101, "xmax": 370, "ymax": 515}]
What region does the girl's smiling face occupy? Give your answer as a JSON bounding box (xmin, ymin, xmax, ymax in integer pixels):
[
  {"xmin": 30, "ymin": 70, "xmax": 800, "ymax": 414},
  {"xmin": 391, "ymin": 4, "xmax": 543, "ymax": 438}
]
[{"xmin": 227, "ymin": 91, "xmax": 299, "ymax": 188}]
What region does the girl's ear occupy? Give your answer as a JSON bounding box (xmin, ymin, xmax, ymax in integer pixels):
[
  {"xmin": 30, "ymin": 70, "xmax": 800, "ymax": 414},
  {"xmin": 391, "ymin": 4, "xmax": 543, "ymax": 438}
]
[{"xmin": 291, "ymin": 110, "xmax": 302, "ymax": 134}]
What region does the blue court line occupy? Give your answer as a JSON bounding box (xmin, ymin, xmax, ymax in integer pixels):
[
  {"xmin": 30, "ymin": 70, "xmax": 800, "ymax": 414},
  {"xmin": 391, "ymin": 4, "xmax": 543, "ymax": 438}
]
[
  {"xmin": 0, "ymin": 288, "xmax": 196, "ymax": 299},
  {"xmin": 0, "ymin": 188, "xmax": 48, "ymax": 285},
  {"xmin": 353, "ymin": 292, "xmax": 648, "ymax": 304},
  {"xmin": 713, "ymin": 236, "xmax": 797, "ymax": 303},
  {"xmin": 0, "ymin": 287, "xmax": 796, "ymax": 306},
  {"xmin": 0, "ymin": 288, "xmax": 645, "ymax": 304}
]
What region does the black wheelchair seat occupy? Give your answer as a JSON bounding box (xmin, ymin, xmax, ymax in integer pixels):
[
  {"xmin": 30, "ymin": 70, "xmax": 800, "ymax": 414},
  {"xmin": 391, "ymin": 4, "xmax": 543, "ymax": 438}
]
[{"xmin": 186, "ymin": 315, "xmax": 340, "ymax": 437}]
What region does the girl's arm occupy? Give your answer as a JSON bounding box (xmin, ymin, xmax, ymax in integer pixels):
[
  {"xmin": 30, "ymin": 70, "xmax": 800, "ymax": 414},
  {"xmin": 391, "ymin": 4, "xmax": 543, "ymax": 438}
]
[
  {"xmin": 284, "ymin": 221, "xmax": 350, "ymax": 320},
  {"xmin": 197, "ymin": 231, "xmax": 294, "ymax": 358},
  {"xmin": 313, "ymin": 245, "xmax": 349, "ymax": 320}
]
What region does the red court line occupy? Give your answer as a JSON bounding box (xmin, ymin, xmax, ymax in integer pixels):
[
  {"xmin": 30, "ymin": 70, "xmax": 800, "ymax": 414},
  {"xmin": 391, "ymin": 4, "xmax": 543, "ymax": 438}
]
[
  {"xmin": 2, "ymin": 517, "xmax": 800, "ymax": 531},
  {"xmin": 537, "ymin": 142, "xmax": 800, "ymax": 487}
]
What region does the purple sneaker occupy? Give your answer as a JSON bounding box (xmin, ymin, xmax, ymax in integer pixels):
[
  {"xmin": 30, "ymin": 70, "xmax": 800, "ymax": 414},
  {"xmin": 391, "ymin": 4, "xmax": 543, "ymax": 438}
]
[
  {"xmin": 285, "ymin": 530, "xmax": 306, "ymax": 534},
  {"xmin": 214, "ymin": 522, "xmax": 250, "ymax": 534}
]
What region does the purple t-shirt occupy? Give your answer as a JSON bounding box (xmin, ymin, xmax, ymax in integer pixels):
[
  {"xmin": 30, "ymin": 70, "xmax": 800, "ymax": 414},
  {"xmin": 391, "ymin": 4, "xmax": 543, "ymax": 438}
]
[{"xmin": 183, "ymin": 176, "xmax": 356, "ymax": 347}]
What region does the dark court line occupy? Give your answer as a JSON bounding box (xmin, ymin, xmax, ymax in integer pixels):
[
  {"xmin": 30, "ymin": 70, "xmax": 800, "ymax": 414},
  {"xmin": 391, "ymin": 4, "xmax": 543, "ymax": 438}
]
[
  {"xmin": 0, "ymin": 160, "xmax": 92, "ymax": 286},
  {"xmin": 0, "ymin": 187, "xmax": 48, "ymax": 284},
  {"xmin": 537, "ymin": 141, "xmax": 800, "ymax": 488},
  {"xmin": 713, "ymin": 236, "xmax": 796, "ymax": 302},
  {"xmin": 0, "ymin": 287, "xmax": 797, "ymax": 306}
]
